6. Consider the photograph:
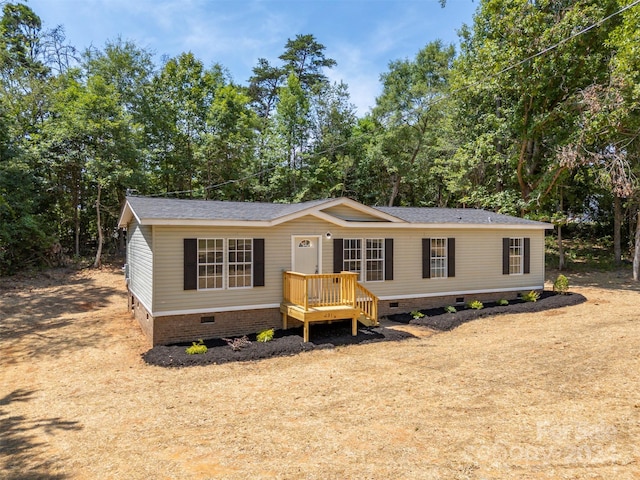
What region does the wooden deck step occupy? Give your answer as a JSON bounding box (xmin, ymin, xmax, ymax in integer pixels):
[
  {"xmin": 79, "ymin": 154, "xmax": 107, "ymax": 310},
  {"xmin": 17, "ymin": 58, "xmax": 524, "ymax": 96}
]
[{"xmin": 357, "ymin": 313, "xmax": 379, "ymax": 327}]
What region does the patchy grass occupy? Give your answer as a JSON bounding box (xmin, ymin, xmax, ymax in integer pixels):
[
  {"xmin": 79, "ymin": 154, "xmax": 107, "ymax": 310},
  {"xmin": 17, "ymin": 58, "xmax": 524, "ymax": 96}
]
[{"xmin": 1, "ymin": 266, "xmax": 639, "ymax": 479}]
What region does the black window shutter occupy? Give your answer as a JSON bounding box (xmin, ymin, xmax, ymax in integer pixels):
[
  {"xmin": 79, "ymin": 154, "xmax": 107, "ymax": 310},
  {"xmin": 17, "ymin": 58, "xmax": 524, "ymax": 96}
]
[
  {"xmin": 502, "ymin": 238, "xmax": 510, "ymax": 275},
  {"xmin": 184, "ymin": 238, "xmax": 197, "ymax": 290},
  {"xmin": 447, "ymin": 238, "xmax": 456, "ymax": 278},
  {"xmin": 384, "ymin": 238, "xmax": 394, "ymax": 280},
  {"xmin": 422, "ymin": 238, "xmax": 431, "ymax": 279},
  {"xmin": 333, "ymin": 238, "xmax": 343, "ymax": 273},
  {"xmin": 524, "ymin": 237, "xmax": 531, "ymax": 274},
  {"xmin": 253, "ymin": 239, "xmax": 265, "ymax": 286}
]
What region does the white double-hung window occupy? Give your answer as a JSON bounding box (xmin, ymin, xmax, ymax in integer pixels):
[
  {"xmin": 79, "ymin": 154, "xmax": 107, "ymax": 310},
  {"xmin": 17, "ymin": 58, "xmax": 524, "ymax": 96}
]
[
  {"xmin": 430, "ymin": 238, "xmax": 447, "ymax": 278},
  {"xmin": 196, "ymin": 238, "xmax": 253, "ymax": 289}
]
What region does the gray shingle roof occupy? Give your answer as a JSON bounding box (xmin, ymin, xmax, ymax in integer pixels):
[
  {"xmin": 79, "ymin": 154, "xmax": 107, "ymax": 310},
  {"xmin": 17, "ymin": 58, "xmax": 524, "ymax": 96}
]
[
  {"xmin": 123, "ymin": 196, "xmax": 550, "ymax": 227},
  {"xmin": 376, "ymin": 206, "xmax": 549, "ymax": 226},
  {"xmin": 125, "ymin": 196, "xmax": 330, "ymax": 222}
]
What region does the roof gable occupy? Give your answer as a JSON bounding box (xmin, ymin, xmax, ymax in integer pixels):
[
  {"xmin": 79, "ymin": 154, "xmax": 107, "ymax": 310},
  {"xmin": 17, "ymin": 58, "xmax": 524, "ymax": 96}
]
[{"xmin": 118, "ymin": 196, "xmax": 551, "ymax": 229}]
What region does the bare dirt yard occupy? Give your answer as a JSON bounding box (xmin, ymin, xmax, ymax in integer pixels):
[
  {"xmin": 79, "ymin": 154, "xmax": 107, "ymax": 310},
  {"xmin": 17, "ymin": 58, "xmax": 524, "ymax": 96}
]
[{"xmin": 1, "ymin": 264, "xmax": 639, "ymax": 479}]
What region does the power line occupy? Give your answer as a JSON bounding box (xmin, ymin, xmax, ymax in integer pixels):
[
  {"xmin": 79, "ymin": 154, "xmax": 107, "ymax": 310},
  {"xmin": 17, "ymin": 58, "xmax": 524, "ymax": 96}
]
[
  {"xmin": 147, "ymin": 139, "xmax": 353, "ymax": 198},
  {"xmin": 143, "ymin": 0, "xmax": 639, "ymax": 199},
  {"xmin": 492, "ymin": 0, "xmax": 640, "ymax": 78}
]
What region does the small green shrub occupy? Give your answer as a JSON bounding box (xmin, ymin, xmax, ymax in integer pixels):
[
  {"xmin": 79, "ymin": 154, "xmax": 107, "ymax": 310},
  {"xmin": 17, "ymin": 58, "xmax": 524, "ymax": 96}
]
[
  {"xmin": 444, "ymin": 305, "xmax": 457, "ymax": 314},
  {"xmin": 553, "ymin": 274, "xmax": 569, "ymax": 294},
  {"xmin": 185, "ymin": 339, "xmax": 207, "ymax": 355},
  {"xmin": 497, "ymin": 299, "xmax": 509, "ymax": 306},
  {"xmin": 411, "ymin": 310, "xmax": 425, "ymax": 319},
  {"xmin": 257, "ymin": 328, "xmax": 274, "ymax": 343},
  {"xmin": 522, "ymin": 290, "xmax": 540, "ymax": 302},
  {"xmin": 467, "ymin": 300, "xmax": 483, "ymax": 310}
]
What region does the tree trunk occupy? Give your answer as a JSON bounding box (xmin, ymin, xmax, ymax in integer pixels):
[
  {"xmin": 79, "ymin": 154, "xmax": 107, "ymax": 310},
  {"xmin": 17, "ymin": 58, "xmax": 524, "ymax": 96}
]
[
  {"xmin": 93, "ymin": 183, "xmax": 103, "ymax": 269},
  {"xmin": 388, "ymin": 175, "xmax": 400, "ymax": 207},
  {"xmin": 614, "ymin": 195, "xmax": 622, "ymax": 266},
  {"xmin": 557, "ymin": 190, "xmax": 565, "ymax": 271},
  {"xmin": 74, "ymin": 204, "xmax": 80, "ymax": 257},
  {"xmin": 558, "ymin": 224, "xmax": 565, "ymax": 271},
  {"xmin": 73, "ymin": 169, "xmax": 80, "ymax": 256},
  {"xmin": 634, "ymin": 208, "xmax": 639, "ymax": 281}
]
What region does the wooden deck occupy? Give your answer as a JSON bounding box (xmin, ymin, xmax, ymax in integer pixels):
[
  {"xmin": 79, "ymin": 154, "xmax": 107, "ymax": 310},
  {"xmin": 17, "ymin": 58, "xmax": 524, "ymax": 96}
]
[{"xmin": 280, "ymin": 271, "xmax": 379, "ymax": 342}]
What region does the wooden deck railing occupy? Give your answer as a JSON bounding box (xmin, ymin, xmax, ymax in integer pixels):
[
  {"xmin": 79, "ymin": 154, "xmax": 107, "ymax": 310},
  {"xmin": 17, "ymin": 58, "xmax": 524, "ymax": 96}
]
[
  {"xmin": 282, "ymin": 271, "xmax": 360, "ymax": 310},
  {"xmin": 282, "ymin": 271, "xmax": 380, "ymax": 337},
  {"xmin": 355, "ymin": 282, "xmax": 378, "ymax": 323}
]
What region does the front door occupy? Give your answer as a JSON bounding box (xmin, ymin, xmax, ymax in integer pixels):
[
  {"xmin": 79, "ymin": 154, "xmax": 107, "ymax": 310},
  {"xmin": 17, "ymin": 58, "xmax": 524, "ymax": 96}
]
[{"xmin": 293, "ymin": 236, "xmax": 320, "ymax": 274}]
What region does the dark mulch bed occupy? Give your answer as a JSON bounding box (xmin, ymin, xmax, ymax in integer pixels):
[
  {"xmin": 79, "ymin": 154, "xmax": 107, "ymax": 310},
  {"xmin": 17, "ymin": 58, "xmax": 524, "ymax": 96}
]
[
  {"xmin": 143, "ymin": 291, "xmax": 586, "ymax": 368},
  {"xmin": 386, "ymin": 291, "xmax": 586, "ymax": 331},
  {"xmin": 142, "ymin": 323, "xmax": 416, "ymax": 368}
]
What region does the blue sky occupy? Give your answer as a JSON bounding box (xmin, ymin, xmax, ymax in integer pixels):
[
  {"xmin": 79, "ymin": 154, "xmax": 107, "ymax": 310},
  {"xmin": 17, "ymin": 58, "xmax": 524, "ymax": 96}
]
[{"xmin": 27, "ymin": 0, "xmax": 478, "ymax": 115}]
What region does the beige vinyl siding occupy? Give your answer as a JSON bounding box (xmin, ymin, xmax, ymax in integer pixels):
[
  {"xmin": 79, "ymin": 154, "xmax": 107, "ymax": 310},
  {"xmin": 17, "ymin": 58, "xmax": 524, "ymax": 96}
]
[
  {"xmin": 127, "ymin": 221, "xmax": 153, "ymax": 310},
  {"xmin": 151, "ymin": 216, "xmax": 546, "ymax": 314},
  {"xmin": 322, "ymin": 205, "xmax": 393, "ymax": 222}
]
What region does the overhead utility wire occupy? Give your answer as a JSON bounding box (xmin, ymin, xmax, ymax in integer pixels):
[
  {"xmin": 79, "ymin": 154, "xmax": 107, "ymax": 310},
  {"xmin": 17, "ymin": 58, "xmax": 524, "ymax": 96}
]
[
  {"xmin": 146, "ymin": 0, "xmax": 639, "ymax": 199},
  {"xmin": 147, "ymin": 139, "xmax": 352, "ymax": 198},
  {"xmin": 492, "ymin": 0, "xmax": 640, "ymax": 78}
]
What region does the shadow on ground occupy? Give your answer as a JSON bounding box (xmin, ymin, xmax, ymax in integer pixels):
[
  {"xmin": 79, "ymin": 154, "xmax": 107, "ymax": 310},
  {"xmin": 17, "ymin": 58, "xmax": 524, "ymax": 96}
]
[
  {"xmin": 0, "ymin": 266, "xmax": 125, "ymax": 363},
  {"xmin": 0, "ymin": 389, "xmax": 82, "ymax": 480}
]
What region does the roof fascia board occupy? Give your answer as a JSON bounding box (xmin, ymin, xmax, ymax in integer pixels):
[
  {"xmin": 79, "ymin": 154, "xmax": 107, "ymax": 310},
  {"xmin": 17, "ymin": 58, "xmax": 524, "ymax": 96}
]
[
  {"xmin": 308, "ymin": 210, "xmax": 351, "ymax": 227},
  {"xmin": 117, "ymin": 201, "xmax": 140, "ymax": 228},
  {"xmin": 138, "ymin": 219, "xmax": 550, "ymax": 229},
  {"xmin": 327, "ymin": 197, "xmax": 406, "ymax": 223},
  {"xmin": 268, "ymin": 197, "xmax": 405, "ymax": 226},
  {"xmin": 140, "ymin": 219, "xmax": 272, "ymax": 227}
]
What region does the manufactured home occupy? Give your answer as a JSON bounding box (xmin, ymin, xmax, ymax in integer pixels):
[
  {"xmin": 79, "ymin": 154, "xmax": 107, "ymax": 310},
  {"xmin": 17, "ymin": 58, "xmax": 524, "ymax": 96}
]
[{"xmin": 118, "ymin": 196, "xmax": 552, "ymax": 345}]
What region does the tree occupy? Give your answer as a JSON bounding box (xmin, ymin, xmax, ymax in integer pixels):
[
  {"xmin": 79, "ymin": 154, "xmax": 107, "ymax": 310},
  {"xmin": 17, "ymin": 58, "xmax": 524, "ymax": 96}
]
[
  {"xmin": 247, "ymin": 58, "xmax": 283, "ymax": 120},
  {"xmin": 279, "ymin": 34, "xmax": 336, "ymax": 91},
  {"xmin": 200, "ymin": 84, "xmax": 258, "ymax": 200},
  {"xmin": 372, "ymin": 40, "xmax": 455, "ymax": 206},
  {"xmin": 451, "ymin": 0, "xmax": 622, "ymax": 213},
  {"xmin": 144, "ymin": 53, "xmax": 226, "ymax": 195}
]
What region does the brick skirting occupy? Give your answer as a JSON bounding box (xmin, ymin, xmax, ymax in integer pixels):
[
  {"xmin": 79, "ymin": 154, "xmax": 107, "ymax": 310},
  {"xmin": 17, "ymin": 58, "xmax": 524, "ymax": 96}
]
[{"xmin": 128, "ymin": 289, "xmax": 532, "ymax": 346}]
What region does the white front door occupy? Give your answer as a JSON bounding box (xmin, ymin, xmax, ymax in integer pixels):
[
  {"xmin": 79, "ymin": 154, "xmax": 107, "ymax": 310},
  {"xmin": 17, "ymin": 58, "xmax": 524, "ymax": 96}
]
[{"xmin": 293, "ymin": 236, "xmax": 320, "ymax": 274}]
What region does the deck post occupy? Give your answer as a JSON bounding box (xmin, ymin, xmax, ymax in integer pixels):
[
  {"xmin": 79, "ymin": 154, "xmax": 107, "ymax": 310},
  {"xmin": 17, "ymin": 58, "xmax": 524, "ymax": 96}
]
[
  {"xmin": 282, "ymin": 311, "xmax": 288, "ymax": 330},
  {"xmin": 303, "ymin": 321, "xmax": 309, "ymax": 343},
  {"xmin": 352, "ymin": 316, "xmax": 357, "ymax": 336}
]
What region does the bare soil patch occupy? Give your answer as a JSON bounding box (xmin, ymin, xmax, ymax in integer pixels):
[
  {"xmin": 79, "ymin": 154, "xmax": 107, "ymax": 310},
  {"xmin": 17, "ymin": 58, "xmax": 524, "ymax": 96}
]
[{"xmin": 1, "ymin": 265, "xmax": 639, "ymax": 479}]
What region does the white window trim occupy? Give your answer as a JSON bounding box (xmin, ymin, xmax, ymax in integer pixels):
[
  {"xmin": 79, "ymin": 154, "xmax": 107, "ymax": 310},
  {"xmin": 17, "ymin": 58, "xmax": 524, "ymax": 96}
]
[
  {"xmin": 365, "ymin": 238, "xmax": 385, "ymax": 283},
  {"xmin": 228, "ymin": 238, "xmax": 254, "ymax": 289},
  {"xmin": 343, "ymin": 238, "xmax": 386, "ymax": 283},
  {"xmin": 509, "ymin": 237, "xmax": 524, "ymax": 276},
  {"xmin": 197, "ymin": 238, "xmax": 224, "ymax": 291},
  {"xmin": 196, "ymin": 238, "xmax": 254, "ymax": 290},
  {"xmin": 430, "ymin": 237, "xmax": 448, "ymax": 280},
  {"xmin": 343, "ymin": 238, "xmax": 363, "ymax": 281}
]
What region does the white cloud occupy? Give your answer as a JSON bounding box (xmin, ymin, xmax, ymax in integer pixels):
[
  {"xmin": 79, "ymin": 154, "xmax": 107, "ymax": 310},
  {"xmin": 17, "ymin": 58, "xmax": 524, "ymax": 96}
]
[{"xmin": 325, "ymin": 42, "xmax": 381, "ymax": 116}]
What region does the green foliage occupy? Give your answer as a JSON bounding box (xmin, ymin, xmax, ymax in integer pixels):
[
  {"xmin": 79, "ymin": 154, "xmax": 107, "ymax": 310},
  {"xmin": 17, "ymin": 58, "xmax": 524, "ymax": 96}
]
[
  {"xmin": 553, "ymin": 275, "xmax": 569, "ymax": 295},
  {"xmin": 185, "ymin": 339, "xmax": 207, "ymax": 355},
  {"xmin": 497, "ymin": 299, "xmax": 509, "ymax": 306},
  {"xmin": 0, "ymin": 0, "xmax": 638, "ymax": 278},
  {"xmin": 256, "ymin": 328, "xmax": 274, "ymax": 343},
  {"xmin": 411, "ymin": 310, "xmax": 425, "ymax": 320},
  {"xmin": 444, "ymin": 305, "xmax": 457, "ymax": 314},
  {"xmin": 521, "ymin": 291, "xmax": 540, "ymax": 303},
  {"xmin": 466, "ymin": 300, "xmax": 483, "ymax": 310}
]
